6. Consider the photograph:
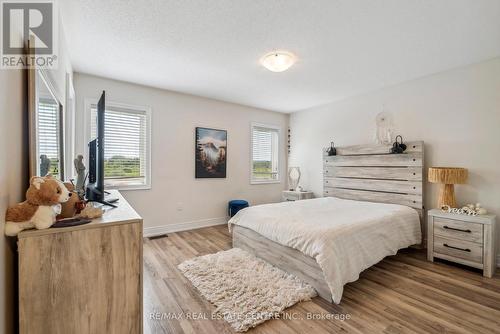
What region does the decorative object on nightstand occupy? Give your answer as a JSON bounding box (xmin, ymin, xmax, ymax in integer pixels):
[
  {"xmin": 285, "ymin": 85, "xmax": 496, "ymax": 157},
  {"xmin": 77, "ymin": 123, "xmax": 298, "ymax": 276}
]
[
  {"xmin": 428, "ymin": 167, "xmax": 468, "ymax": 207},
  {"xmin": 441, "ymin": 203, "xmax": 488, "ymax": 216},
  {"xmin": 288, "ymin": 167, "xmax": 301, "ymax": 191},
  {"xmin": 427, "ymin": 209, "xmax": 496, "ymax": 278},
  {"xmin": 282, "ymin": 190, "xmax": 313, "ymax": 202}
]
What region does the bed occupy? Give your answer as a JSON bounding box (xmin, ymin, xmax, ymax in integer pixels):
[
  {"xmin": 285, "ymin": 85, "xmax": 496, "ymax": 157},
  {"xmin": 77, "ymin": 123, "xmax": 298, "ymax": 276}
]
[{"xmin": 230, "ymin": 141, "xmax": 424, "ymax": 303}]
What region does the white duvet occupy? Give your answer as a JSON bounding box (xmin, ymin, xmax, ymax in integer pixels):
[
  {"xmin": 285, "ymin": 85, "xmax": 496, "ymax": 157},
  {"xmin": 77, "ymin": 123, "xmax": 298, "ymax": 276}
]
[{"xmin": 228, "ymin": 197, "xmax": 421, "ymax": 303}]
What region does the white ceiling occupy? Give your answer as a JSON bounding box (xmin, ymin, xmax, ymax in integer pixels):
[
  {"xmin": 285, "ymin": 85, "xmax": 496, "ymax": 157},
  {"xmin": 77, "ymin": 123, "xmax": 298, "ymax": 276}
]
[{"xmin": 60, "ymin": 0, "xmax": 500, "ymax": 113}]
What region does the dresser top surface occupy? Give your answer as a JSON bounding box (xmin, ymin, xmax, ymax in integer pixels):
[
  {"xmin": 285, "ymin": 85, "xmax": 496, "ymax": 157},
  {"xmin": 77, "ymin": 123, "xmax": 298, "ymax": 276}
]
[
  {"xmin": 18, "ymin": 190, "xmax": 142, "ymax": 238},
  {"xmin": 428, "ymin": 209, "xmax": 496, "ymax": 224}
]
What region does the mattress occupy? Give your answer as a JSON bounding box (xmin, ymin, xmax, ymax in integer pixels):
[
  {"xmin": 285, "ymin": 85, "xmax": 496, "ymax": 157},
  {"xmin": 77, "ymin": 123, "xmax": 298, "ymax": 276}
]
[{"xmin": 228, "ymin": 197, "xmax": 421, "ymax": 303}]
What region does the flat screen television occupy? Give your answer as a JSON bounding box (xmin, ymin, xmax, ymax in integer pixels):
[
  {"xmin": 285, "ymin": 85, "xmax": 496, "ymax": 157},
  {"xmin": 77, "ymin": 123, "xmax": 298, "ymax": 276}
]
[{"xmin": 86, "ymin": 91, "xmax": 118, "ymax": 207}]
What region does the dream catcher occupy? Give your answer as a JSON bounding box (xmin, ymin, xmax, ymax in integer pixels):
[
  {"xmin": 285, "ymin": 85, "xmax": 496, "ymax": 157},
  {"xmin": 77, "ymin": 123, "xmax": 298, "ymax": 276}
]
[{"xmin": 375, "ymin": 110, "xmax": 394, "ymax": 145}]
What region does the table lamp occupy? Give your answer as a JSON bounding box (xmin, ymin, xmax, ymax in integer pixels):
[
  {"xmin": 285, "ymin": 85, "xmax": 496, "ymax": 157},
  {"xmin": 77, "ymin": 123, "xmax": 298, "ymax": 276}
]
[
  {"xmin": 288, "ymin": 167, "xmax": 301, "ymax": 191},
  {"xmin": 428, "ymin": 167, "xmax": 468, "ymax": 208}
]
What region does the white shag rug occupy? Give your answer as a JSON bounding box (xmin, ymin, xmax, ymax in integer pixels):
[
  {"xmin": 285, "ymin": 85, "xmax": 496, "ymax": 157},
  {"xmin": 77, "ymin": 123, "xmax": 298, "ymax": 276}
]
[{"xmin": 178, "ymin": 247, "xmax": 317, "ymax": 332}]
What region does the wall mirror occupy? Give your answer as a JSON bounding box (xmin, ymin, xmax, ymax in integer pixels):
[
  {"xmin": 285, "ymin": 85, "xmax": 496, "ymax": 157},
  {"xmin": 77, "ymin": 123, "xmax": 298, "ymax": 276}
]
[{"xmin": 28, "ymin": 68, "xmax": 65, "ymax": 180}]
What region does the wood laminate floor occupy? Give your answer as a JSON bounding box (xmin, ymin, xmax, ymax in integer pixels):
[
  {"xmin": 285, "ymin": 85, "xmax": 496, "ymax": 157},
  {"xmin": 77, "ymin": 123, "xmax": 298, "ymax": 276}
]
[{"xmin": 143, "ymin": 225, "xmax": 500, "ymax": 334}]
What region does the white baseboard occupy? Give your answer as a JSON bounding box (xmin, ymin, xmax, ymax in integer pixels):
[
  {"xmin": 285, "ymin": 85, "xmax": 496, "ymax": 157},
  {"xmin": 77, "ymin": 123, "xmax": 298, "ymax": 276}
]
[{"xmin": 143, "ymin": 216, "xmax": 229, "ymax": 237}]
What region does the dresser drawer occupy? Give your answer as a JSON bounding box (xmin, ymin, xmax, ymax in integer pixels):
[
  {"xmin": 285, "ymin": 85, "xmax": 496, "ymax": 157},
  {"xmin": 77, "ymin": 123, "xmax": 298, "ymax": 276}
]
[
  {"xmin": 433, "ymin": 236, "xmax": 483, "ymax": 264},
  {"xmin": 433, "ymin": 217, "xmax": 483, "ymax": 243}
]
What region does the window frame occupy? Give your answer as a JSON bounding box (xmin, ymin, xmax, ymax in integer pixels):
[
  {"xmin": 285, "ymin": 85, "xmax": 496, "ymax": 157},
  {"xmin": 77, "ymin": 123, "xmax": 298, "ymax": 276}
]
[
  {"xmin": 250, "ymin": 122, "xmax": 281, "ymax": 185},
  {"xmin": 84, "ymin": 98, "xmax": 152, "ymax": 191},
  {"xmin": 33, "ymin": 68, "xmax": 65, "ymax": 180},
  {"xmin": 37, "ymin": 96, "xmax": 63, "ymax": 179}
]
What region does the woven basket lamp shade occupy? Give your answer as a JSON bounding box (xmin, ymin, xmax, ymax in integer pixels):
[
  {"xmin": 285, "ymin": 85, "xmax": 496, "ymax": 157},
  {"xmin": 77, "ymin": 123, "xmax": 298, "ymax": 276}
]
[{"xmin": 428, "ymin": 167, "xmax": 468, "ymax": 208}]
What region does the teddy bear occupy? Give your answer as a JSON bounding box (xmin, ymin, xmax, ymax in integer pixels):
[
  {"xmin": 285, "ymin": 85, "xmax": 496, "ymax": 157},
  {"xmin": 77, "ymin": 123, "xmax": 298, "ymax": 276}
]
[
  {"xmin": 4, "ymin": 175, "xmax": 72, "ymax": 236},
  {"xmin": 58, "ymin": 182, "xmax": 82, "ymax": 219}
]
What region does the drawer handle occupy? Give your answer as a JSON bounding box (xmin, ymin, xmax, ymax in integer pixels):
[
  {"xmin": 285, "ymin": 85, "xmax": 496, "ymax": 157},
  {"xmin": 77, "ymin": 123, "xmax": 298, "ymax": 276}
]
[
  {"xmin": 443, "ymin": 226, "xmax": 471, "ymax": 233},
  {"xmin": 443, "ymin": 243, "xmax": 471, "ymax": 252}
]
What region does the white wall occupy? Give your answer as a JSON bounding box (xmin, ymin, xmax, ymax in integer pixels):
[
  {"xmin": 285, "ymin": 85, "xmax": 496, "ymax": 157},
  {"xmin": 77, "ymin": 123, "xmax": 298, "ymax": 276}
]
[
  {"xmin": 0, "ymin": 69, "xmax": 27, "ymax": 333},
  {"xmin": 290, "ymin": 57, "xmax": 500, "ymax": 259},
  {"xmin": 0, "ymin": 11, "xmax": 73, "ymax": 332},
  {"xmin": 46, "ymin": 12, "xmax": 74, "ymax": 105},
  {"xmin": 74, "ymin": 73, "xmax": 289, "ymax": 231},
  {"xmin": 48, "ymin": 16, "xmax": 75, "ymax": 176}
]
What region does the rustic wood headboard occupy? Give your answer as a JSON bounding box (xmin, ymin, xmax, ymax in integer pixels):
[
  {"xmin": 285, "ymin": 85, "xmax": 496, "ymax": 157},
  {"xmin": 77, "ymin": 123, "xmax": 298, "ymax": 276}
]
[{"xmin": 323, "ymin": 141, "xmax": 424, "ymax": 216}]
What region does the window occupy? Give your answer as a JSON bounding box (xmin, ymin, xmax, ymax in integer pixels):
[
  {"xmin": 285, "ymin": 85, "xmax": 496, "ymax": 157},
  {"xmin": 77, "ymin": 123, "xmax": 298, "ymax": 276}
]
[
  {"xmin": 89, "ymin": 101, "xmax": 151, "ymax": 190},
  {"xmin": 251, "ymin": 123, "xmax": 280, "ymax": 184},
  {"xmin": 38, "ymin": 98, "xmax": 63, "ymax": 178}
]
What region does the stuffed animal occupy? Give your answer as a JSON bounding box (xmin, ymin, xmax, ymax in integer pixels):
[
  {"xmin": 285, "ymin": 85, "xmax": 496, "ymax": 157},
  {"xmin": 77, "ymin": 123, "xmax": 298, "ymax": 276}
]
[
  {"xmin": 5, "ymin": 175, "xmax": 72, "ymax": 236},
  {"xmin": 58, "ymin": 182, "xmax": 82, "ymax": 219},
  {"xmin": 78, "ymin": 203, "xmax": 104, "ymax": 219}
]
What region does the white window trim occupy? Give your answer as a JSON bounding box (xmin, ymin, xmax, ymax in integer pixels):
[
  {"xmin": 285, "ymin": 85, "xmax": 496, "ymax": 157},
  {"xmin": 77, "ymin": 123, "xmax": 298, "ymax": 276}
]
[
  {"xmin": 83, "ymin": 97, "xmax": 152, "ymax": 191},
  {"xmin": 250, "ymin": 122, "xmax": 281, "ymax": 185}
]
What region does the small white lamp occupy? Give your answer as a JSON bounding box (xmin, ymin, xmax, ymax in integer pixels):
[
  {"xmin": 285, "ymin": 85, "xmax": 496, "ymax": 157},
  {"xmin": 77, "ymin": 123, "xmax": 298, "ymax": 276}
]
[{"xmin": 288, "ymin": 167, "xmax": 301, "ymax": 191}]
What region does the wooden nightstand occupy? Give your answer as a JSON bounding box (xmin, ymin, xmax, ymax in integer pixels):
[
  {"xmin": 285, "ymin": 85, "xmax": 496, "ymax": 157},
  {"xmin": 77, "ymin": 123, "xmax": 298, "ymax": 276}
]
[
  {"xmin": 427, "ymin": 209, "xmax": 497, "ymax": 277},
  {"xmin": 282, "ymin": 190, "xmax": 314, "ymax": 202}
]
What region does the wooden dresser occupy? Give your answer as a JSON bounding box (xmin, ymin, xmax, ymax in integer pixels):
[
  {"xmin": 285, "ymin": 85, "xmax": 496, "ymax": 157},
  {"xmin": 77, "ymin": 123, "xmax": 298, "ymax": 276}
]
[
  {"xmin": 427, "ymin": 209, "xmax": 496, "ymax": 277},
  {"xmin": 17, "ymin": 190, "xmax": 143, "ymax": 334}
]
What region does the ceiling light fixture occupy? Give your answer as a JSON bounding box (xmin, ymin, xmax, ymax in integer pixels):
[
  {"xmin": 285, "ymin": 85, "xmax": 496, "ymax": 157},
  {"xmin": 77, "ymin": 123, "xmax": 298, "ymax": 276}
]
[{"xmin": 260, "ymin": 51, "xmax": 296, "ymax": 72}]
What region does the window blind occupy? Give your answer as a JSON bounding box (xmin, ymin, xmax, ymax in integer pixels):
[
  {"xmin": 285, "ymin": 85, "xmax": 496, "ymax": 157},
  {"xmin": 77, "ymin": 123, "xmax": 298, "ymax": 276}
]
[
  {"xmin": 38, "ymin": 99, "xmax": 60, "ymax": 177},
  {"xmin": 91, "ymin": 105, "xmax": 149, "ymax": 188},
  {"xmin": 251, "ymin": 125, "xmax": 279, "ymax": 182}
]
